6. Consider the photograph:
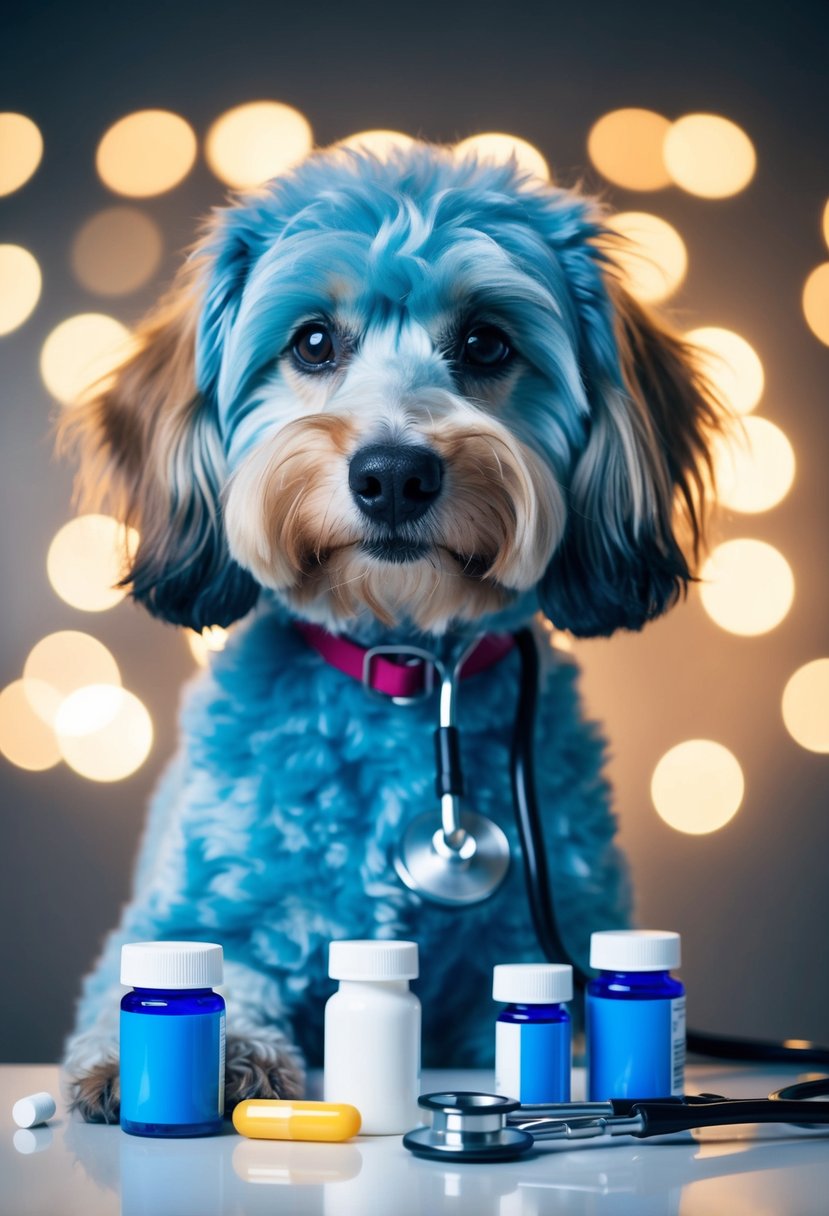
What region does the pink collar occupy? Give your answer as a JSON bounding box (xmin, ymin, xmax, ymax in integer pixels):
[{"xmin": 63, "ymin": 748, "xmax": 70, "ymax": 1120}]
[{"xmin": 295, "ymin": 621, "xmax": 514, "ymax": 701}]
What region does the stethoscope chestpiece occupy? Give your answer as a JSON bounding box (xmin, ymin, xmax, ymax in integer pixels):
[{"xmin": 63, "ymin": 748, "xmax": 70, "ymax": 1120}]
[{"xmin": 403, "ymin": 1092, "xmax": 534, "ymax": 1163}]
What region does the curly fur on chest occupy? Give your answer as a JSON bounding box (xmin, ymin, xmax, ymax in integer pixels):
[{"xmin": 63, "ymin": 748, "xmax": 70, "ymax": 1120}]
[{"xmin": 74, "ymin": 610, "xmax": 628, "ymax": 1065}]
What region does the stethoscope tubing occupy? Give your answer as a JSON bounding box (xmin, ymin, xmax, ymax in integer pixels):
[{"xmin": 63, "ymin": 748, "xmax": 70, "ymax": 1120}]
[
  {"xmin": 509, "ymin": 627, "xmax": 829, "ymax": 1068},
  {"xmin": 389, "ymin": 625, "xmax": 829, "ymax": 1066},
  {"xmin": 405, "ymin": 1081, "xmax": 829, "ymax": 1160}
]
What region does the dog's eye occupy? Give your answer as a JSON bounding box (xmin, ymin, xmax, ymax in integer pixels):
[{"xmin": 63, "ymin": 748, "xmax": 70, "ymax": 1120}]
[
  {"xmin": 461, "ymin": 326, "xmax": 513, "ymax": 370},
  {"xmin": 292, "ymin": 324, "xmax": 336, "ymax": 369}
]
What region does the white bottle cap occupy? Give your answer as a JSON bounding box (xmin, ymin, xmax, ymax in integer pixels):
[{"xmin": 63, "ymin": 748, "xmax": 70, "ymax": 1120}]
[
  {"xmin": 120, "ymin": 941, "xmax": 223, "ymax": 989},
  {"xmin": 328, "ymin": 940, "xmax": 419, "ymax": 981},
  {"xmin": 492, "ymin": 964, "xmax": 573, "ymax": 1004},
  {"xmin": 12, "ymin": 1092, "xmax": 56, "ymax": 1129},
  {"xmin": 590, "ymin": 930, "xmax": 681, "ymax": 972}
]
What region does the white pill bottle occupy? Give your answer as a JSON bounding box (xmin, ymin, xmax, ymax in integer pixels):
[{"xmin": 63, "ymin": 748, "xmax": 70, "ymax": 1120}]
[{"xmin": 324, "ymin": 940, "xmax": 421, "ymax": 1134}]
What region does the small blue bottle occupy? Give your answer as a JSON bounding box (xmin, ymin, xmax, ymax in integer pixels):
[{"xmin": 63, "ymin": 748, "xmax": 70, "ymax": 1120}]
[
  {"xmin": 120, "ymin": 942, "xmax": 226, "ymax": 1137},
  {"xmin": 587, "ymin": 930, "xmax": 685, "ymax": 1101},
  {"xmin": 493, "ymin": 964, "xmax": 572, "ymax": 1103}
]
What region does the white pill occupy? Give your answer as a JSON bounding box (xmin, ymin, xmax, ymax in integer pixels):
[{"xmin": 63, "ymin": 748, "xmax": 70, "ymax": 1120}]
[{"xmin": 12, "ymin": 1091, "xmax": 56, "ymax": 1128}]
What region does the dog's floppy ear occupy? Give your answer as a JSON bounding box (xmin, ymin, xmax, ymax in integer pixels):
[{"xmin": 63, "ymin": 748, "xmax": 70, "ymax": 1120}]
[
  {"xmin": 540, "ymin": 270, "xmax": 721, "ymax": 637},
  {"xmin": 58, "ymin": 257, "xmax": 259, "ymax": 630}
]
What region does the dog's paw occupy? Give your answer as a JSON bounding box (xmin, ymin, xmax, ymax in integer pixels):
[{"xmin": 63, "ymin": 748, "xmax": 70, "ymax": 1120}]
[
  {"xmin": 225, "ymin": 1030, "xmax": 305, "ymax": 1108},
  {"xmin": 67, "ymin": 1056, "xmax": 121, "ymax": 1124}
]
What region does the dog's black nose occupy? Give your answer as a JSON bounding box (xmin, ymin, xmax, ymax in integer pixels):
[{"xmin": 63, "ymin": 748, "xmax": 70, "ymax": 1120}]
[{"xmin": 348, "ymin": 444, "xmax": 443, "ymax": 527}]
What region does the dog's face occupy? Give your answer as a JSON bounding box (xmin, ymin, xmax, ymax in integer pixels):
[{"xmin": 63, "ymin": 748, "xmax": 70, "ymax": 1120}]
[
  {"xmin": 216, "ymin": 179, "xmax": 573, "ymax": 633},
  {"xmin": 63, "ymin": 145, "xmax": 719, "ymax": 637}
]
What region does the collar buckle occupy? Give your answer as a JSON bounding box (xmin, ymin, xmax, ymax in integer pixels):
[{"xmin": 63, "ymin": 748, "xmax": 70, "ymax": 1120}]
[{"xmin": 361, "ymin": 644, "xmax": 439, "ymax": 706}]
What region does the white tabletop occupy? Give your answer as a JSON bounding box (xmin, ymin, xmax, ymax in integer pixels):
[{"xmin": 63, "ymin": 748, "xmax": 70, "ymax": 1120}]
[{"xmin": 2, "ymin": 1064, "xmax": 827, "ymax": 1215}]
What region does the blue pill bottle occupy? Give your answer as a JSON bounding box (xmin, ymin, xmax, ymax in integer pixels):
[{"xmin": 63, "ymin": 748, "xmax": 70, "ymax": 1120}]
[
  {"xmin": 587, "ymin": 930, "xmax": 685, "ymax": 1101},
  {"xmin": 120, "ymin": 941, "xmax": 225, "ymax": 1137},
  {"xmin": 494, "ymin": 964, "xmax": 572, "ymax": 1103}
]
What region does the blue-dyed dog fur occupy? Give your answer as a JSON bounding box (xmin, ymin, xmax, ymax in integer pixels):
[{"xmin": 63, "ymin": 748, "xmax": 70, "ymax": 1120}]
[
  {"xmin": 74, "ymin": 604, "xmax": 626, "ymax": 1067},
  {"xmin": 64, "ymin": 144, "xmax": 716, "ymax": 1104}
]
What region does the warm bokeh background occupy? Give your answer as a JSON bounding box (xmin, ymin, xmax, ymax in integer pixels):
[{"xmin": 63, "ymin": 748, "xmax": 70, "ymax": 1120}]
[{"xmin": 1, "ymin": 0, "xmax": 827, "ymax": 1063}]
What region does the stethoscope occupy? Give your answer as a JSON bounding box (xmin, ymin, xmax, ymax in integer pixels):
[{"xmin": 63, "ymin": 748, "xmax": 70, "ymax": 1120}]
[
  {"xmin": 388, "ymin": 625, "xmax": 829, "ymax": 1061},
  {"xmin": 393, "ymin": 632, "xmax": 513, "ymax": 907},
  {"xmin": 403, "ymin": 1082, "xmax": 829, "ymax": 1163}
]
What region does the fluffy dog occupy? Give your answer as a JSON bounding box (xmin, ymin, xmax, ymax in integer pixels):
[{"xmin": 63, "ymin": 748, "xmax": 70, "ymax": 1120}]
[{"xmin": 61, "ymin": 143, "xmax": 718, "ymax": 1121}]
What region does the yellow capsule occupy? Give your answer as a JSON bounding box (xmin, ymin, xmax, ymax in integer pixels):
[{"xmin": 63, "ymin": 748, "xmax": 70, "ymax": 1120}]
[{"xmin": 232, "ymin": 1099, "xmax": 362, "ymax": 1142}]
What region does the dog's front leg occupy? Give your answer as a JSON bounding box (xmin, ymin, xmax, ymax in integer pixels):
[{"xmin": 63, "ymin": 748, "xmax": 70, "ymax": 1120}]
[
  {"xmin": 63, "ymin": 980, "xmax": 123, "ymax": 1124},
  {"xmin": 222, "ymin": 959, "xmax": 305, "ymax": 1108}
]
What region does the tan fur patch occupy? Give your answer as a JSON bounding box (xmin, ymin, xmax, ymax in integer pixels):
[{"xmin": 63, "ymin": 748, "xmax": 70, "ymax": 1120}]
[
  {"xmin": 426, "ymin": 417, "xmax": 563, "ymax": 590},
  {"xmin": 224, "ymin": 414, "xmax": 360, "ymax": 590}
]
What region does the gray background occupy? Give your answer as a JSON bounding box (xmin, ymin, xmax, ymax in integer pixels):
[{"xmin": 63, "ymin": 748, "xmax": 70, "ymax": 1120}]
[{"xmin": 1, "ymin": 0, "xmax": 827, "ymax": 1062}]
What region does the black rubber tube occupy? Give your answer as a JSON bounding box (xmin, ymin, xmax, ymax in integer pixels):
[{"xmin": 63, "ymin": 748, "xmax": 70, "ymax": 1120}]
[
  {"xmin": 434, "ymin": 726, "xmax": 464, "ymax": 798},
  {"xmin": 510, "ymin": 627, "xmax": 590, "ymax": 987},
  {"xmin": 510, "ymin": 626, "xmax": 829, "ymax": 1066}
]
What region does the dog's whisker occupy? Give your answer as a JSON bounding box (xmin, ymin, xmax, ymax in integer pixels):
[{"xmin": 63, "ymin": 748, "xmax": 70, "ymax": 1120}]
[
  {"xmin": 326, "ymin": 568, "xmax": 370, "ymax": 593},
  {"xmin": 262, "ymin": 446, "xmax": 323, "ymax": 482},
  {"xmin": 482, "ymin": 441, "xmax": 505, "ymax": 481},
  {"xmin": 283, "ymin": 484, "xmax": 312, "ymax": 529},
  {"xmin": 314, "ymin": 484, "xmax": 341, "ymax": 561}
]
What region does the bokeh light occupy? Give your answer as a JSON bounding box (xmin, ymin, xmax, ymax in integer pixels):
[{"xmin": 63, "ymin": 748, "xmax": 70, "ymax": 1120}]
[
  {"xmin": 23, "ymin": 632, "xmax": 120, "ymax": 725},
  {"xmin": 39, "ymin": 312, "xmax": 130, "ymax": 405},
  {"xmin": 587, "ymin": 108, "xmax": 671, "ymax": 190},
  {"xmin": 802, "ymin": 263, "xmax": 829, "ymax": 346},
  {"xmin": 651, "ymin": 740, "xmax": 744, "ymax": 834},
  {"xmin": 782, "ymin": 659, "xmax": 829, "ymax": 754},
  {"xmin": 0, "ymin": 113, "xmax": 43, "ymax": 196},
  {"xmin": 0, "ymin": 680, "xmax": 61, "ymax": 772},
  {"xmin": 713, "ymin": 416, "xmax": 796, "ymax": 513},
  {"xmin": 337, "ymin": 130, "xmax": 415, "ymax": 158},
  {"xmin": 0, "ymin": 245, "xmax": 42, "ymax": 336},
  {"xmin": 454, "ymin": 133, "xmax": 550, "ymax": 181},
  {"xmin": 700, "ymin": 539, "xmax": 794, "ymax": 636},
  {"xmin": 537, "ymin": 614, "xmax": 574, "ymax": 653},
  {"xmin": 685, "ymin": 326, "xmax": 764, "ymax": 415},
  {"xmin": 823, "ymin": 201, "xmax": 829, "ymax": 250},
  {"xmin": 664, "ymin": 114, "xmax": 756, "ymax": 198},
  {"xmin": 205, "ymin": 102, "xmax": 313, "ymax": 189},
  {"xmin": 47, "ymin": 515, "xmax": 138, "ymax": 612},
  {"xmin": 71, "ymin": 207, "xmax": 163, "ymax": 296},
  {"xmin": 608, "ymin": 212, "xmax": 687, "ymax": 303},
  {"xmin": 55, "ymin": 685, "xmax": 153, "ymax": 782},
  {"xmin": 97, "ymin": 110, "xmax": 197, "ymax": 198},
  {"xmin": 187, "ymin": 625, "xmax": 230, "ymax": 667}
]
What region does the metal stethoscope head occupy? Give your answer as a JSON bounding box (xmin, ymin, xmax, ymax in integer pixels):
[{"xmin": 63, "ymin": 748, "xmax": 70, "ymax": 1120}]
[
  {"xmin": 403, "ymin": 1082, "xmax": 829, "ymax": 1164},
  {"xmin": 393, "ymin": 634, "xmax": 512, "ymax": 907},
  {"xmin": 403, "ymin": 1093, "xmax": 534, "ymax": 1162}
]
